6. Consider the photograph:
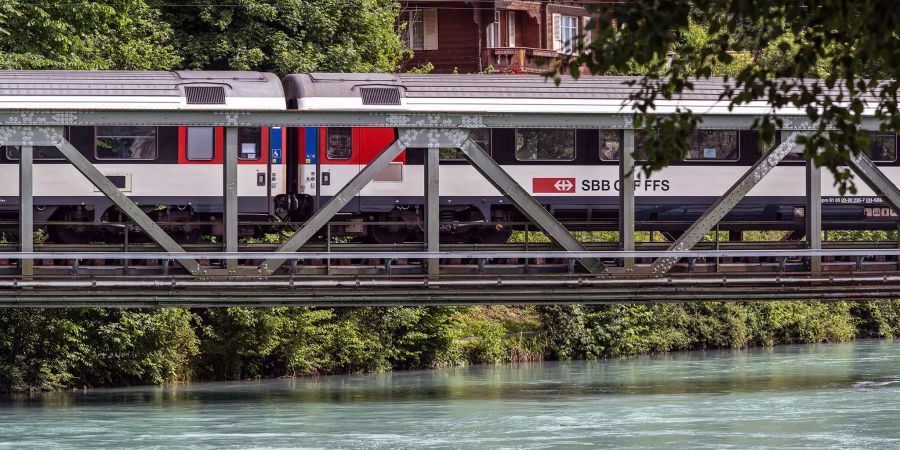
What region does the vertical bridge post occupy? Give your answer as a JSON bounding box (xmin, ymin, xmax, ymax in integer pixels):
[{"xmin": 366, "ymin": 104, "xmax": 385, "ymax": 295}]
[
  {"xmin": 224, "ymin": 127, "xmax": 239, "ymax": 271},
  {"xmin": 19, "ymin": 144, "xmax": 32, "ymax": 277},
  {"xmin": 619, "ymin": 130, "xmax": 635, "ymax": 270},
  {"xmin": 806, "ymin": 155, "xmax": 822, "ymax": 273},
  {"xmin": 425, "ymin": 146, "xmax": 440, "ymax": 276}
]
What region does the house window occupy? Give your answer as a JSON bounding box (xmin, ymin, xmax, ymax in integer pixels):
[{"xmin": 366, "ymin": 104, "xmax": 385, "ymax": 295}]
[
  {"xmin": 486, "ymin": 23, "xmax": 499, "ymax": 48},
  {"xmin": 685, "ymin": 130, "xmax": 739, "ymax": 161},
  {"xmin": 560, "ymin": 15, "xmax": 579, "ymax": 53},
  {"xmin": 95, "ymin": 126, "xmax": 158, "ymax": 160},
  {"xmin": 186, "ymin": 126, "xmax": 215, "ymax": 161},
  {"xmin": 440, "ymin": 129, "xmax": 491, "ymax": 160},
  {"xmin": 515, "ymin": 129, "xmax": 575, "ymax": 161},
  {"xmin": 401, "ymin": 9, "xmax": 424, "ymax": 50}
]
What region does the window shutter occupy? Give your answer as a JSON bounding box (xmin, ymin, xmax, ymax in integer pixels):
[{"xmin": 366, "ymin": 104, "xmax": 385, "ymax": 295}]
[
  {"xmin": 423, "ymin": 9, "xmax": 439, "ymax": 50},
  {"xmin": 507, "ymin": 11, "xmax": 516, "ymax": 47},
  {"xmin": 582, "ymin": 16, "xmax": 592, "ymax": 48},
  {"xmin": 552, "ymin": 13, "xmax": 562, "ymax": 51}
]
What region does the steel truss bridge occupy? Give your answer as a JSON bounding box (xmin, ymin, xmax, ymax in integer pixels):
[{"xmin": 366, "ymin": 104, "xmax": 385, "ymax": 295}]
[{"xmin": 1, "ymin": 108, "xmax": 898, "ymax": 306}]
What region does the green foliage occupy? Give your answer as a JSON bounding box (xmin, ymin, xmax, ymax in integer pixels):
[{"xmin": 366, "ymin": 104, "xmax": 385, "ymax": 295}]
[
  {"xmin": 560, "ymin": 0, "xmax": 899, "ymax": 194},
  {"xmin": 155, "ymin": 0, "xmax": 406, "ymax": 75},
  {"xmin": 0, "ymin": 308, "xmax": 197, "ymax": 393},
  {"xmin": 0, "ymin": 0, "xmax": 180, "ymax": 70}
]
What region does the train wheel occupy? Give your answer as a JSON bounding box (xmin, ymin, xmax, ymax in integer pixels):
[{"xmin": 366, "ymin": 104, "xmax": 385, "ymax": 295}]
[{"xmin": 369, "ymin": 211, "xmax": 410, "ymax": 244}]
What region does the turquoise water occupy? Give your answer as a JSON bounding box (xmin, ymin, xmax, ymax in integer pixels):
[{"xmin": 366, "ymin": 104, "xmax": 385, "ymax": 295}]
[{"xmin": 1, "ymin": 340, "xmax": 899, "ymax": 449}]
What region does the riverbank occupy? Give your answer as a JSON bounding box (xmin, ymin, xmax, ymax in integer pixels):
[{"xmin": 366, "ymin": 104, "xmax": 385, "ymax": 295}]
[{"xmin": 3, "ymin": 301, "xmax": 900, "ymax": 393}]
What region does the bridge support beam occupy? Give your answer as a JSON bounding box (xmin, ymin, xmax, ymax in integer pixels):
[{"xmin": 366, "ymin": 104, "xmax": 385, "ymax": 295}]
[
  {"xmin": 650, "ymin": 131, "xmax": 808, "ymax": 274},
  {"xmin": 425, "ymin": 146, "xmax": 440, "ymax": 276},
  {"xmin": 53, "ymin": 136, "xmax": 203, "ymax": 275},
  {"xmin": 258, "ymin": 136, "xmax": 407, "ymax": 275},
  {"xmin": 459, "ymin": 137, "xmax": 604, "ymax": 274},
  {"xmin": 806, "ymin": 156, "xmax": 822, "ymax": 272},
  {"xmin": 848, "ymin": 151, "xmax": 900, "ymax": 213},
  {"xmin": 224, "ymin": 127, "xmax": 239, "ymax": 271},
  {"xmin": 19, "ymin": 144, "xmax": 32, "ymax": 277},
  {"xmin": 619, "ymin": 130, "xmax": 635, "ymax": 270}
]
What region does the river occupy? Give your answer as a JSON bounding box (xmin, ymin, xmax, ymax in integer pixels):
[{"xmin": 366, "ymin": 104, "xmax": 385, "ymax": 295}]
[{"xmin": 1, "ymin": 340, "xmax": 898, "ymax": 449}]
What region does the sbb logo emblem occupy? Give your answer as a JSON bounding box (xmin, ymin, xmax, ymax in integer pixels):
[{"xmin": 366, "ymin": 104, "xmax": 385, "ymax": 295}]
[{"xmin": 533, "ymin": 177, "xmax": 576, "ymax": 193}]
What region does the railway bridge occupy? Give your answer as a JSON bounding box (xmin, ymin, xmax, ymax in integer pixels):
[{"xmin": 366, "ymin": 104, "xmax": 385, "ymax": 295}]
[{"xmin": 0, "ymin": 74, "xmax": 897, "ymax": 307}]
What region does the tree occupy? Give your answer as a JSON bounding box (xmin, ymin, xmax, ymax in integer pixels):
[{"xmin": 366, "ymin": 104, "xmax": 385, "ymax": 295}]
[
  {"xmin": 559, "ymin": 1, "xmax": 899, "ymax": 193},
  {"xmin": 156, "ymin": 0, "xmax": 407, "ymax": 75},
  {"xmin": 0, "ymin": 0, "xmax": 180, "ymax": 70}
]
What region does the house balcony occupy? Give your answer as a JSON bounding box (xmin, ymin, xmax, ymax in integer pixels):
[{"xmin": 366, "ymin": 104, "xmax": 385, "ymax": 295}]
[{"xmin": 482, "ymin": 47, "xmax": 561, "ymax": 74}]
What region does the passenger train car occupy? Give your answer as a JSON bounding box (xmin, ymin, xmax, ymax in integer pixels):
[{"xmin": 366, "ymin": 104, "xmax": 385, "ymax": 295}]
[
  {"xmin": 0, "ymin": 70, "xmax": 895, "ymax": 244},
  {"xmin": 283, "ymin": 73, "xmax": 898, "ymax": 242}
]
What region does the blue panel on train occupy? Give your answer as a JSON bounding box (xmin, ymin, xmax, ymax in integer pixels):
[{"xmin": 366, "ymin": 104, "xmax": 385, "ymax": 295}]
[
  {"xmin": 304, "ymin": 127, "xmax": 318, "ymax": 165},
  {"xmin": 270, "ymin": 127, "xmax": 283, "ymax": 164}
]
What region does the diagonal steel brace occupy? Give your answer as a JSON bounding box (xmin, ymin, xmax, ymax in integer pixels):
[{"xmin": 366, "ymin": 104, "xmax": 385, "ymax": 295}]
[
  {"xmin": 458, "ymin": 137, "xmax": 605, "ymax": 274},
  {"xmin": 53, "ymin": 135, "xmax": 203, "ymax": 275},
  {"xmin": 649, "ymin": 131, "xmax": 808, "ymax": 274}
]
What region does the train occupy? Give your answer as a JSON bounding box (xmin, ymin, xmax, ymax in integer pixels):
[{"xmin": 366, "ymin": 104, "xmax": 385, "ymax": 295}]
[{"xmin": 0, "ymin": 70, "xmax": 895, "ymax": 244}]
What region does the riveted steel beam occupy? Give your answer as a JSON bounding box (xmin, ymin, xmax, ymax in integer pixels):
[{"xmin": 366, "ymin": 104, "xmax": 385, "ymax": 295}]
[
  {"xmin": 806, "ymin": 157, "xmax": 822, "ymax": 272},
  {"xmin": 649, "ymin": 131, "xmax": 808, "ymax": 274},
  {"xmin": 53, "ymin": 136, "xmax": 203, "ymax": 275},
  {"xmin": 19, "ymin": 145, "xmax": 32, "ymax": 276},
  {"xmin": 425, "ymin": 146, "xmax": 440, "ymax": 276},
  {"xmin": 0, "ymin": 111, "xmax": 884, "ymax": 131},
  {"xmin": 619, "ymin": 130, "xmax": 635, "ymax": 270},
  {"xmin": 224, "ymin": 127, "xmax": 238, "ymax": 271},
  {"xmin": 457, "ymin": 136, "xmax": 605, "ymax": 274},
  {"xmin": 258, "ymin": 136, "xmax": 407, "ymax": 275},
  {"xmin": 848, "ymin": 151, "xmax": 900, "ymax": 213}
]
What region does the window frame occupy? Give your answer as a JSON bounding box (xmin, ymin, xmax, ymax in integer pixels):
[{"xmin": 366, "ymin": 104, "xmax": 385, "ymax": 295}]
[
  {"xmin": 867, "ymin": 134, "xmax": 897, "ymax": 163},
  {"xmin": 237, "ymin": 127, "xmax": 263, "ymax": 161},
  {"xmin": 4, "ymin": 127, "xmax": 70, "ymax": 161},
  {"xmin": 186, "ymin": 126, "xmax": 215, "ymax": 161},
  {"xmin": 440, "ymin": 129, "xmax": 492, "ymax": 161},
  {"xmin": 326, "ymin": 127, "xmax": 353, "ymax": 161},
  {"xmin": 94, "ymin": 126, "xmax": 159, "ymax": 161},
  {"xmin": 683, "ymin": 130, "xmax": 741, "ymax": 162},
  {"xmin": 560, "ymin": 15, "xmax": 579, "ymax": 53},
  {"xmin": 514, "ymin": 128, "xmax": 576, "ymax": 162},
  {"xmin": 401, "ymin": 9, "xmax": 424, "ymax": 51}
]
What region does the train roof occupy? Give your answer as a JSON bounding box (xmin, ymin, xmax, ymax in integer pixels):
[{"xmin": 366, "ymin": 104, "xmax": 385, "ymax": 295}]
[
  {"xmin": 283, "ymin": 73, "xmax": 883, "ymax": 116},
  {"xmin": 0, "ymin": 70, "xmax": 285, "ymax": 110}
]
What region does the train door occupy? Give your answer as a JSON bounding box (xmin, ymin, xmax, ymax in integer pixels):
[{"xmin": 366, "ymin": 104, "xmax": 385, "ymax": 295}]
[{"xmin": 236, "ymin": 127, "xmax": 270, "ymax": 214}]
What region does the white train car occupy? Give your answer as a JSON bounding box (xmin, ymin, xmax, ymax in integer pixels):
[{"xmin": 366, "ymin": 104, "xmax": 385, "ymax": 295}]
[
  {"xmin": 0, "ymin": 70, "xmax": 286, "ymax": 242},
  {"xmin": 282, "ymin": 73, "xmax": 897, "ymax": 243}
]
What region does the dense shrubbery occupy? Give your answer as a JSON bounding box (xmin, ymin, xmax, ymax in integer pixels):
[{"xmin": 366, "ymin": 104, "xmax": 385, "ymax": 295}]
[{"xmin": 3, "ymin": 301, "xmax": 900, "ymax": 392}]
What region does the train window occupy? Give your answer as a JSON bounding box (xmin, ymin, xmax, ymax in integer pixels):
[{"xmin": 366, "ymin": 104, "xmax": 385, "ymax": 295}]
[
  {"xmin": 440, "ymin": 129, "xmax": 491, "ymax": 160},
  {"xmin": 685, "ymin": 130, "xmax": 739, "ymax": 161},
  {"xmin": 866, "ymin": 134, "xmax": 897, "ymax": 162},
  {"xmin": 186, "ymin": 127, "xmax": 215, "ymax": 161},
  {"xmin": 5, "ymin": 146, "xmax": 64, "ymax": 160},
  {"xmin": 326, "ymin": 127, "xmax": 352, "ymax": 160},
  {"xmin": 598, "ymin": 130, "xmax": 649, "ymax": 161},
  {"xmin": 4, "ymin": 127, "xmax": 70, "ymax": 161},
  {"xmin": 95, "ymin": 126, "xmax": 158, "ymax": 160},
  {"xmin": 515, "ymin": 129, "xmax": 575, "ymax": 161},
  {"xmin": 238, "ymin": 127, "xmax": 262, "ymax": 160}
]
